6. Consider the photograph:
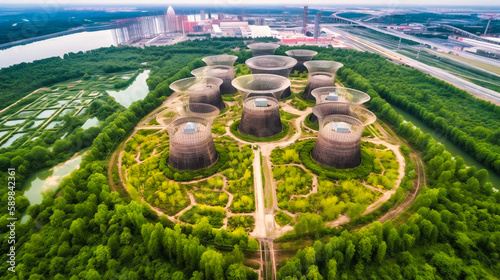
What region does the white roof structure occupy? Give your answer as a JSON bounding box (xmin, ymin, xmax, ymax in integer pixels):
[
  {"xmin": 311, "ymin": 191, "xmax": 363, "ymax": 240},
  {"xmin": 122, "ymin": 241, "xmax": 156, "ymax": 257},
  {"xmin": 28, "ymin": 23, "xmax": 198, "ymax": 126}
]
[
  {"xmin": 326, "ymin": 92, "xmax": 339, "ymax": 101},
  {"xmin": 254, "ymin": 98, "xmax": 268, "ymax": 107},
  {"xmin": 184, "ymin": 122, "xmax": 198, "ymax": 133},
  {"xmin": 330, "ymin": 122, "xmax": 351, "ymax": 133},
  {"xmin": 213, "ymin": 24, "xmax": 222, "ymax": 36}
]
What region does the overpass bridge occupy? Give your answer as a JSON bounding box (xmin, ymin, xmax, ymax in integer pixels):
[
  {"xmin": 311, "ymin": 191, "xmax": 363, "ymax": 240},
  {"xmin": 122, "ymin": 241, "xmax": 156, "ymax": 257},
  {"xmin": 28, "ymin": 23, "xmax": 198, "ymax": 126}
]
[{"xmin": 439, "ymin": 24, "xmax": 500, "ymax": 46}]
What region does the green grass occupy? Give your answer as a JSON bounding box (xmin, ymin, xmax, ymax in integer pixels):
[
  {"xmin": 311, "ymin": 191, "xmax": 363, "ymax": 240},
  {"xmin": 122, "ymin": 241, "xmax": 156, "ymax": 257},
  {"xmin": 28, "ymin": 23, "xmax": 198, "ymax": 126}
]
[
  {"xmin": 230, "ymin": 119, "xmax": 291, "ymax": 142},
  {"xmin": 159, "ymin": 144, "xmax": 230, "ymax": 181},
  {"xmin": 275, "ymin": 211, "xmax": 294, "ymax": 226},
  {"xmin": 304, "ymin": 113, "xmax": 319, "ymax": 130}
]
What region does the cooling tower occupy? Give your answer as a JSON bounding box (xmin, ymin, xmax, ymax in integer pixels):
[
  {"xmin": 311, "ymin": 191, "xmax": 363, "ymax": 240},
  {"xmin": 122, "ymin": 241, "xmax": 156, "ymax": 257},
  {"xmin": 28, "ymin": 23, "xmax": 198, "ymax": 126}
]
[
  {"xmin": 309, "ymin": 87, "xmax": 371, "ymax": 122},
  {"xmin": 191, "ymin": 66, "xmax": 237, "ymax": 95},
  {"xmin": 303, "ymin": 61, "xmax": 343, "ymax": 100},
  {"xmin": 245, "ymin": 55, "xmax": 297, "ymax": 98},
  {"xmin": 231, "ymin": 74, "xmax": 290, "ymax": 100},
  {"xmin": 167, "ymin": 104, "xmax": 220, "ymax": 171},
  {"xmin": 202, "ymin": 54, "xmax": 238, "ymax": 67},
  {"xmin": 239, "ymin": 96, "xmax": 282, "ymax": 138},
  {"xmin": 169, "ymin": 76, "xmax": 225, "ymax": 110},
  {"xmin": 247, "ymin": 42, "xmax": 280, "ymax": 56},
  {"xmin": 285, "ymin": 49, "xmax": 318, "ymax": 72},
  {"xmin": 311, "ymin": 103, "xmax": 376, "ymax": 169}
]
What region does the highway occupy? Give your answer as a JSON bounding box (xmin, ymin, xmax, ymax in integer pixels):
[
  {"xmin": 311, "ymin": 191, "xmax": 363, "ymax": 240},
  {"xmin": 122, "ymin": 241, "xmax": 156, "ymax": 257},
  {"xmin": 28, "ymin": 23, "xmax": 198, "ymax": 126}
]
[
  {"xmin": 324, "ymin": 25, "xmax": 500, "ymax": 104},
  {"xmin": 329, "ymin": 16, "xmax": 500, "ymax": 68}
]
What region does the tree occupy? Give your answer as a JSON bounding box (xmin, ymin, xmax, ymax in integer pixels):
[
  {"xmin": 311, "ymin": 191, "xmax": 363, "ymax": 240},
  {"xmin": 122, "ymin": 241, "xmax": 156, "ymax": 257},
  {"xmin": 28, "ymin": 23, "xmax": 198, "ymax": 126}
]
[
  {"xmin": 306, "ymin": 265, "xmax": 323, "ymax": 280},
  {"xmin": 193, "ymin": 217, "xmax": 213, "ymax": 243},
  {"xmin": 358, "ymin": 236, "xmax": 373, "ymax": 262},
  {"xmin": 200, "ymin": 250, "xmax": 225, "ymax": 280},
  {"xmin": 226, "ymin": 263, "xmax": 248, "ymax": 280},
  {"xmin": 327, "ymin": 259, "xmax": 337, "ymax": 280},
  {"xmin": 294, "ymin": 213, "xmax": 324, "ymax": 238},
  {"xmin": 430, "ymin": 252, "xmax": 463, "ymax": 280}
]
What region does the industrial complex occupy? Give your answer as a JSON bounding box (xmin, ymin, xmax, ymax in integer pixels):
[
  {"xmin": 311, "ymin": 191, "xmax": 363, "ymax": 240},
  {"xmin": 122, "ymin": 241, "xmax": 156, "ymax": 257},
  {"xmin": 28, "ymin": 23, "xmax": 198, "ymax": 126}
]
[{"xmin": 165, "ymin": 48, "xmax": 375, "ymax": 170}]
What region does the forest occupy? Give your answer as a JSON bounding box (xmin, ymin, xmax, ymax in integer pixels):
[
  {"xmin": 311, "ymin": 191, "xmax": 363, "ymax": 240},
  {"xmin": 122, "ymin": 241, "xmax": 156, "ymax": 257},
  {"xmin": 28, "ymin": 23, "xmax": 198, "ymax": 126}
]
[{"xmin": 0, "ymin": 38, "xmax": 498, "ymax": 279}]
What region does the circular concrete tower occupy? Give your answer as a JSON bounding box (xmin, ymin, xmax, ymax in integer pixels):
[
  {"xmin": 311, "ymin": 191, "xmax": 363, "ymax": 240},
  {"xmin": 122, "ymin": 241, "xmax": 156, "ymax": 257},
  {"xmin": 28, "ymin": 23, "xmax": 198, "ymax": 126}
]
[
  {"xmin": 309, "ymin": 87, "xmax": 371, "ymax": 122},
  {"xmin": 239, "ymin": 96, "xmax": 282, "ymax": 138},
  {"xmin": 247, "ymin": 42, "xmax": 280, "ymax": 56},
  {"xmin": 311, "ymin": 103, "xmax": 376, "ymax": 169},
  {"xmin": 167, "ymin": 103, "xmax": 220, "ymax": 171},
  {"xmin": 245, "ymin": 55, "xmax": 297, "ymax": 98},
  {"xmin": 169, "ymin": 76, "xmax": 224, "ymax": 110},
  {"xmin": 202, "ymin": 54, "xmax": 238, "ymax": 67},
  {"xmin": 285, "ymin": 49, "xmax": 318, "ymax": 72},
  {"xmin": 231, "ymin": 74, "xmax": 290, "ymax": 100},
  {"xmin": 191, "ymin": 66, "xmax": 237, "ymax": 95},
  {"xmin": 303, "ymin": 61, "xmax": 343, "ymax": 100}
]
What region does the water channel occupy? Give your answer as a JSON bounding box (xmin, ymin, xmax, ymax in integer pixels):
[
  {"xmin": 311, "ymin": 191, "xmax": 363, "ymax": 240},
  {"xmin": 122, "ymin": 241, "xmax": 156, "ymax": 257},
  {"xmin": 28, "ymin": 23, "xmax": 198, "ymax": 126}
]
[{"xmin": 391, "ymin": 105, "xmax": 500, "ymax": 187}]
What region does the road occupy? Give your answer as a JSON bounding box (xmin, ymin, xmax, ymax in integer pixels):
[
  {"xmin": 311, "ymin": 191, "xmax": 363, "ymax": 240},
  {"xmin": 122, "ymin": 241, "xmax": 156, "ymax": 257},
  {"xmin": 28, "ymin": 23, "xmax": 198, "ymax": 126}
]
[
  {"xmin": 325, "ymin": 25, "xmax": 500, "ymax": 104},
  {"xmin": 252, "ymin": 149, "xmax": 267, "ymax": 239},
  {"xmin": 328, "ymin": 17, "xmax": 500, "ymax": 68}
]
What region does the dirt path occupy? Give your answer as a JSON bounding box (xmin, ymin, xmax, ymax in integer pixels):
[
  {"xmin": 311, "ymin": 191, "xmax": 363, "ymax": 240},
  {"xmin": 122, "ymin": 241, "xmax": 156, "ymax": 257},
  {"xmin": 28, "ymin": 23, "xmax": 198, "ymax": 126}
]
[
  {"xmin": 251, "ymin": 149, "xmax": 267, "ymax": 238},
  {"xmin": 377, "ymin": 155, "xmax": 424, "ymax": 223},
  {"xmin": 0, "ymin": 87, "xmax": 49, "ymax": 114},
  {"xmin": 362, "ymin": 138, "xmax": 406, "ymax": 215}
]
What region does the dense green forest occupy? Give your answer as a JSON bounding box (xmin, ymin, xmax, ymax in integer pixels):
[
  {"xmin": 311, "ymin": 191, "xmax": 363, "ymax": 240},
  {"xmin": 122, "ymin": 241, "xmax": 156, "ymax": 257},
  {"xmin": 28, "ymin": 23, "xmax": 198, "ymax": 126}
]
[{"xmin": 0, "ymin": 38, "xmax": 498, "ymax": 279}]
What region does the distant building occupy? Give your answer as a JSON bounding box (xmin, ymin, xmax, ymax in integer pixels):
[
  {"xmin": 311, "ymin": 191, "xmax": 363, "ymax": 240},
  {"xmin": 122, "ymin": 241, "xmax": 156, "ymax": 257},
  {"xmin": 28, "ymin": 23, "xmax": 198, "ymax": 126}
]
[
  {"xmin": 387, "ymin": 23, "xmax": 425, "ymax": 32},
  {"xmin": 167, "ymin": 6, "xmax": 177, "ymax": 32},
  {"xmin": 314, "ymin": 12, "xmax": 321, "ymax": 39},
  {"xmin": 200, "ymin": 10, "xmax": 206, "ymax": 20}
]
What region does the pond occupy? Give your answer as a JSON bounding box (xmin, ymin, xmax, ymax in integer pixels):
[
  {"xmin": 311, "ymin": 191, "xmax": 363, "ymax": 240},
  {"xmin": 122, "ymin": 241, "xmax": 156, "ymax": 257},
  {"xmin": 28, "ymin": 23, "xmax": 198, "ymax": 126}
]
[
  {"xmin": 3, "ymin": 119, "xmax": 25, "ymax": 126},
  {"xmin": 36, "ymin": 109, "xmax": 57, "ymax": 119},
  {"xmin": 61, "ymin": 108, "xmax": 75, "ymax": 116},
  {"xmin": 106, "ymin": 70, "xmax": 150, "ymax": 108},
  {"xmin": 16, "ymin": 110, "xmax": 37, "ymax": 118},
  {"xmin": 82, "ymin": 117, "xmax": 99, "ymax": 129},
  {"xmin": 46, "ymin": 121, "xmax": 63, "ymax": 129},
  {"xmin": 21, "ymin": 153, "xmax": 85, "ymax": 223},
  {"xmin": 0, "ymin": 132, "xmax": 26, "ymax": 148},
  {"xmin": 0, "ymin": 130, "xmax": 9, "ymax": 139},
  {"xmin": 29, "ymin": 120, "xmax": 44, "ymax": 129}
]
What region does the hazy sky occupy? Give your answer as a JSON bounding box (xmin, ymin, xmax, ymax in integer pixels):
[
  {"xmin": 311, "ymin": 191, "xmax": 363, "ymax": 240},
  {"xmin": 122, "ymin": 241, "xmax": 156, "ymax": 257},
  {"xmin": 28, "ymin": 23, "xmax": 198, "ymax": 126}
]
[{"xmin": 3, "ymin": 0, "xmax": 499, "ymax": 6}]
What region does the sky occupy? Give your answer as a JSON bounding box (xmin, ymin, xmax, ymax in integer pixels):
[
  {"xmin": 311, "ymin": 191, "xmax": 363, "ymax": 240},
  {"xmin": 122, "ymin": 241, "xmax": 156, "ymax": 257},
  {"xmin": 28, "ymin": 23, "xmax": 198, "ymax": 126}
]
[{"xmin": 2, "ymin": 0, "xmax": 499, "ymax": 7}]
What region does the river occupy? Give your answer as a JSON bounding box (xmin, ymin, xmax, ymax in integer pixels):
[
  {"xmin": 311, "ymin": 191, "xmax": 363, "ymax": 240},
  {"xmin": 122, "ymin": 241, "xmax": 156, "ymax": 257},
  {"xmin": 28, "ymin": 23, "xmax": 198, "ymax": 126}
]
[
  {"xmin": 391, "ymin": 105, "xmax": 500, "ymax": 187},
  {"xmin": 0, "ymin": 30, "xmax": 116, "ymax": 69}
]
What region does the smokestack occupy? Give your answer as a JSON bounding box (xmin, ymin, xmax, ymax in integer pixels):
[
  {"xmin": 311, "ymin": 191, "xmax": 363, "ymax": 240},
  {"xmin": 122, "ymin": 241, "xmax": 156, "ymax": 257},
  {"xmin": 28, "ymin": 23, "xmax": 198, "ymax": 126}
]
[
  {"xmin": 314, "ymin": 11, "xmax": 321, "ymax": 39},
  {"xmin": 303, "ymin": 6, "xmax": 308, "ymax": 34}
]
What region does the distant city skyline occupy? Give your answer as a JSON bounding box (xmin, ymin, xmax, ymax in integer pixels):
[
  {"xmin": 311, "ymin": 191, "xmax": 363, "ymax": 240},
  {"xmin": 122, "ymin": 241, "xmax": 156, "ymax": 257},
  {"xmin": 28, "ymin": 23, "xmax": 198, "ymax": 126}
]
[{"xmin": 2, "ymin": 0, "xmax": 500, "ymax": 7}]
